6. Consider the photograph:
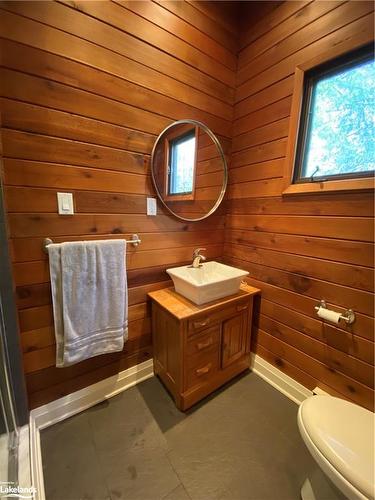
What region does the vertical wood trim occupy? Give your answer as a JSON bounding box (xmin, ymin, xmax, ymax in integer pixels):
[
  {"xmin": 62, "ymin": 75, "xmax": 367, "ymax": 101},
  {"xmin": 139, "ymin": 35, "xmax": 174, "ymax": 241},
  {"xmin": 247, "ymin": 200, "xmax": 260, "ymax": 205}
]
[{"xmin": 283, "ymin": 66, "xmax": 304, "ymax": 190}]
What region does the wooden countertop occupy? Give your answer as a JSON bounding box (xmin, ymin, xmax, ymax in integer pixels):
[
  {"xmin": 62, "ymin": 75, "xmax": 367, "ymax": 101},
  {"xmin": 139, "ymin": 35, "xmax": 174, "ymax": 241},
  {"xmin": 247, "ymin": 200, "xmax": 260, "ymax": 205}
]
[{"xmin": 148, "ymin": 284, "xmax": 260, "ymax": 320}]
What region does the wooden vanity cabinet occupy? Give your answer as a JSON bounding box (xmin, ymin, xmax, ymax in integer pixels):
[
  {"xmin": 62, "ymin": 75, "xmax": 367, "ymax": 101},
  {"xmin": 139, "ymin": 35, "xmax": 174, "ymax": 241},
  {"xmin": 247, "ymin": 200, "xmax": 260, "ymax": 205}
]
[{"xmin": 148, "ymin": 284, "xmax": 260, "ymax": 410}]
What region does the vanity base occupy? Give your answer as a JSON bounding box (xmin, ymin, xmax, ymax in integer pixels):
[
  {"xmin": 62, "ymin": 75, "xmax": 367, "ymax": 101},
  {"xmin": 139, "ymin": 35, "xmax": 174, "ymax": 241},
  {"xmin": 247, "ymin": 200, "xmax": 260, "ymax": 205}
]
[{"xmin": 148, "ymin": 284, "xmax": 259, "ymax": 411}]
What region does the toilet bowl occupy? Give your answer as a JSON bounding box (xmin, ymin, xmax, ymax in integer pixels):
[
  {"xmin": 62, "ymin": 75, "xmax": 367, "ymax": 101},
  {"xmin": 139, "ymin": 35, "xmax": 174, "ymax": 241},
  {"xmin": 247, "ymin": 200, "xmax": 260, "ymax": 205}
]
[{"xmin": 298, "ymin": 395, "xmax": 375, "ymax": 500}]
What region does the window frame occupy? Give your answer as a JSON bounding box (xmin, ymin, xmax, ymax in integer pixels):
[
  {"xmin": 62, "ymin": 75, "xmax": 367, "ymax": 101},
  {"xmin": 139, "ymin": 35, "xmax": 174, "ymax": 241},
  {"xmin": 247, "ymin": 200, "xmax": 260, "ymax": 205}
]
[{"xmin": 283, "ymin": 42, "xmax": 375, "ymax": 196}]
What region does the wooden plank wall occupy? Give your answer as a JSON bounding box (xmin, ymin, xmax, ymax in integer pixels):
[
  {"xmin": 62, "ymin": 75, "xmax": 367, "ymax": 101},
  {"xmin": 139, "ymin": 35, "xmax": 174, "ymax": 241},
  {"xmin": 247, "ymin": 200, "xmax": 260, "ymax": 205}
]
[
  {"xmin": 0, "ymin": 0, "xmax": 239, "ymax": 409},
  {"xmin": 1, "ymin": 0, "xmax": 374, "ymax": 412},
  {"xmin": 225, "ymin": 1, "xmax": 375, "ymax": 410}
]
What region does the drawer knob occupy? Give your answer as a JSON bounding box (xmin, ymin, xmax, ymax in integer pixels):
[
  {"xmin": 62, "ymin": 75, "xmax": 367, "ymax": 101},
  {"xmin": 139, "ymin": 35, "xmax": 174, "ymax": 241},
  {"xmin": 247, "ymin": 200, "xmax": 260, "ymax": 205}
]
[
  {"xmin": 196, "ymin": 363, "xmax": 212, "ymax": 376},
  {"xmin": 193, "ymin": 318, "xmax": 210, "ymax": 328},
  {"xmin": 237, "ymin": 304, "xmax": 248, "ymax": 312},
  {"xmin": 196, "ymin": 338, "xmax": 213, "ymax": 350}
]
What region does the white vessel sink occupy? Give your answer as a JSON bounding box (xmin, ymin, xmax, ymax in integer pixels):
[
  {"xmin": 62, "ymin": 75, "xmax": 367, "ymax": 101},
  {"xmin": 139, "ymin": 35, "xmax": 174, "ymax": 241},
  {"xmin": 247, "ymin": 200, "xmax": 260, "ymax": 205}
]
[{"xmin": 166, "ymin": 261, "xmax": 249, "ymax": 305}]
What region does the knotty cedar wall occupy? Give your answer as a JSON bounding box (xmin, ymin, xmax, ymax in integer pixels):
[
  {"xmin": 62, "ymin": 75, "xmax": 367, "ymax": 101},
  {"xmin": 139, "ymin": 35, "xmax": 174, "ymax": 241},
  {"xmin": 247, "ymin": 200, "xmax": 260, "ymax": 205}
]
[
  {"xmin": 225, "ymin": 1, "xmax": 375, "ymax": 410},
  {"xmin": 1, "ymin": 1, "xmax": 374, "ymax": 412},
  {"xmin": 0, "ymin": 0, "xmax": 240, "ymax": 409}
]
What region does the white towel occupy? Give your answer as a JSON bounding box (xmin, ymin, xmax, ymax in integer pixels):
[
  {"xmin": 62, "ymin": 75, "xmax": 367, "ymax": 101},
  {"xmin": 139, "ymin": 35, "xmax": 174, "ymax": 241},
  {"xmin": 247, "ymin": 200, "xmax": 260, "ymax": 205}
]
[{"xmin": 48, "ymin": 239, "xmax": 127, "ymax": 367}]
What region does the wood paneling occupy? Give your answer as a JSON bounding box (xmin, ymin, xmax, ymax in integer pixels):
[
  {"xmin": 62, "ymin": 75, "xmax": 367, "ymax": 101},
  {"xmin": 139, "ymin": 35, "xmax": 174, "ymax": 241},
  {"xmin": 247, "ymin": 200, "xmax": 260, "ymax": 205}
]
[
  {"xmin": 157, "ymin": 1, "xmax": 238, "ymax": 53},
  {"xmin": 0, "ymin": 4, "xmax": 233, "ymax": 115},
  {"xmin": 0, "ymin": 0, "xmax": 237, "ymax": 409},
  {"xmin": 1, "ymin": 0, "xmax": 374, "ymax": 412},
  {"xmin": 236, "ymin": 10, "xmax": 374, "ymax": 101},
  {"xmin": 226, "ymin": 1, "xmax": 375, "ymax": 410}
]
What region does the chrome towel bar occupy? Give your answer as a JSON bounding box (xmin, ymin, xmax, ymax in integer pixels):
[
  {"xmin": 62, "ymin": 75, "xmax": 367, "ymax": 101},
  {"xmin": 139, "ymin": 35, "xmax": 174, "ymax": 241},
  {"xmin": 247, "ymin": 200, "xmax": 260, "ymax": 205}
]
[{"xmin": 43, "ymin": 234, "xmax": 141, "ymax": 254}]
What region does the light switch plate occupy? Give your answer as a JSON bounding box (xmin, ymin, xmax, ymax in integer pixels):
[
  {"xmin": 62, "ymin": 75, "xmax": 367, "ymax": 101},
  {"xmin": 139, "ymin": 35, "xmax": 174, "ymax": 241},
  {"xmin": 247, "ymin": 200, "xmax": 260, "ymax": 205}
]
[
  {"xmin": 57, "ymin": 192, "xmax": 74, "ymax": 215},
  {"xmin": 147, "ymin": 197, "xmax": 157, "ymax": 216}
]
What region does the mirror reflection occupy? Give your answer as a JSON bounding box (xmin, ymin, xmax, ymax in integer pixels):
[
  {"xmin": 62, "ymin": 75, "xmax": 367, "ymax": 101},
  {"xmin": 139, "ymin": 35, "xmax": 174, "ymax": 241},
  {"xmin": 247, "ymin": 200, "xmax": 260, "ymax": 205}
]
[{"xmin": 151, "ymin": 120, "xmax": 227, "ymax": 221}]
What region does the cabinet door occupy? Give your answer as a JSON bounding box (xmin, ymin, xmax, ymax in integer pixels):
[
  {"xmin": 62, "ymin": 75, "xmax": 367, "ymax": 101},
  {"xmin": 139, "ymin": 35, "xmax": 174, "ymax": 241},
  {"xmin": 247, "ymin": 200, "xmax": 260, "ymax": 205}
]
[
  {"xmin": 221, "ymin": 312, "xmax": 247, "ymax": 369},
  {"xmin": 152, "ymin": 304, "xmax": 180, "ymax": 388}
]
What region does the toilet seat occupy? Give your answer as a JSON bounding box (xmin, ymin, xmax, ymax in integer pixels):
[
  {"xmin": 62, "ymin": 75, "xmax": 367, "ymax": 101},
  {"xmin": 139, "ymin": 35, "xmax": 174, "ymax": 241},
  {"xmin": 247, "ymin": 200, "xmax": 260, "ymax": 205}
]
[{"xmin": 298, "ymin": 396, "xmax": 375, "ymax": 500}]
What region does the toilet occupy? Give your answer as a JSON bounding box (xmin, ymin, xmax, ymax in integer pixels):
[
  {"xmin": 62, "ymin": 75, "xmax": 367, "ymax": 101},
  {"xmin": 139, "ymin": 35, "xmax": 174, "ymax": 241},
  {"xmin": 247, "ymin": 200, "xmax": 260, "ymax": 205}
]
[{"xmin": 298, "ymin": 395, "xmax": 375, "ymax": 500}]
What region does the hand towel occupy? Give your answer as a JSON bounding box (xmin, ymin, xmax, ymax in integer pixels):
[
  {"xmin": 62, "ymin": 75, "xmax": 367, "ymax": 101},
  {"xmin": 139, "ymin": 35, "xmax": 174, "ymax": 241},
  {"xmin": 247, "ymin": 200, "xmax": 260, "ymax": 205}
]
[{"xmin": 48, "ymin": 239, "xmax": 127, "ymax": 367}]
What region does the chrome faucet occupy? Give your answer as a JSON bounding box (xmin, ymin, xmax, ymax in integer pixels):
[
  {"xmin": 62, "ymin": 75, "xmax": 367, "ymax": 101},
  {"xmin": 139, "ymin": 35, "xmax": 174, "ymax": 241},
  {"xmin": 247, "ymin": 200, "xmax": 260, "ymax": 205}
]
[{"xmin": 192, "ymin": 248, "xmax": 206, "ymax": 268}]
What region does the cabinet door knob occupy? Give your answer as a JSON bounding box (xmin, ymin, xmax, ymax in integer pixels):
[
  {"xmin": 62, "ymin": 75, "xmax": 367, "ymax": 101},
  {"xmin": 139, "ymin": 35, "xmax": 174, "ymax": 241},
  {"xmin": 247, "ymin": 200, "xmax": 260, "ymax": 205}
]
[
  {"xmin": 196, "ymin": 338, "xmax": 213, "ymax": 350},
  {"xmin": 193, "ymin": 318, "xmax": 209, "ymax": 328},
  {"xmin": 237, "ymin": 304, "xmax": 248, "ymax": 312},
  {"xmin": 196, "ymin": 363, "xmax": 212, "ymax": 376}
]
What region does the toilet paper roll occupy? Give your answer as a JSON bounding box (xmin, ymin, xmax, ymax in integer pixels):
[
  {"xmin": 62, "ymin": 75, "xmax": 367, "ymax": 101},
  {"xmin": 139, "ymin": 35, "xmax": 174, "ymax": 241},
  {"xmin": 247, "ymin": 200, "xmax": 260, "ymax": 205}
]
[{"xmin": 317, "ymin": 306, "xmax": 341, "ymax": 324}]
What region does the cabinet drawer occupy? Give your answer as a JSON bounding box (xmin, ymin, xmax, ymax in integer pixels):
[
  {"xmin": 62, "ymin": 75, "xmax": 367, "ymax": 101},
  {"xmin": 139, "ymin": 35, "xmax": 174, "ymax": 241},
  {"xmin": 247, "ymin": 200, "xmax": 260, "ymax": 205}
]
[
  {"xmin": 187, "ymin": 326, "xmax": 220, "ymax": 356},
  {"xmin": 188, "ymin": 299, "xmax": 250, "ymax": 336},
  {"xmin": 186, "ymin": 349, "xmax": 219, "ymax": 390}
]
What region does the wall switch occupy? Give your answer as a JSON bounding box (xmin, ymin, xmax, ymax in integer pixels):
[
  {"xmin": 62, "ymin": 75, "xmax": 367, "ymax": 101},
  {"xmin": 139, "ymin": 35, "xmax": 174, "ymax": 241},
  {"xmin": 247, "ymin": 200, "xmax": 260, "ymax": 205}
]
[
  {"xmin": 57, "ymin": 192, "xmax": 74, "ymax": 215},
  {"xmin": 147, "ymin": 197, "xmax": 157, "ymax": 216}
]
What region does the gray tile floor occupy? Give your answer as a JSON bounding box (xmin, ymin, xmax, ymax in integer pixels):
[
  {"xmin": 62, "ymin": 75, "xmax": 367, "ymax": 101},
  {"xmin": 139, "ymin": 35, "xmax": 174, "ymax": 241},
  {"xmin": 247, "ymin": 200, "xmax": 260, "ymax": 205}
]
[{"xmin": 41, "ymin": 372, "xmax": 321, "ymax": 500}]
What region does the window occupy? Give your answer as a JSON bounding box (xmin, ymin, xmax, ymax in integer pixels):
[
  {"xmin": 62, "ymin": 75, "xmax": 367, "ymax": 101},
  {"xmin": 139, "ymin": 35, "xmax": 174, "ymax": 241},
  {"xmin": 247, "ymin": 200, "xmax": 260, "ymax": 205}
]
[
  {"xmin": 284, "ymin": 44, "xmax": 375, "ymax": 195},
  {"xmin": 168, "ymin": 130, "xmax": 196, "ymax": 196}
]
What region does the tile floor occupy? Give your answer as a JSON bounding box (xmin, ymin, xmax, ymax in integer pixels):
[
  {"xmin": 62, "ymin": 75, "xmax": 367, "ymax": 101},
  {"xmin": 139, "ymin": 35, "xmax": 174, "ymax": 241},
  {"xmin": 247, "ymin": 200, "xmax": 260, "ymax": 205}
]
[{"xmin": 41, "ymin": 372, "xmax": 325, "ymax": 500}]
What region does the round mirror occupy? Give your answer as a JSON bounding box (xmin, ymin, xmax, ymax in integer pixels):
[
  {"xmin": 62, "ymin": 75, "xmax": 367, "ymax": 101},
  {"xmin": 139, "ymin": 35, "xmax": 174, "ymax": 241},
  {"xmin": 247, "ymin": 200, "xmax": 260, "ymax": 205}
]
[{"xmin": 151, "ymin": 120, "xmax": 227, "ymax": 221}]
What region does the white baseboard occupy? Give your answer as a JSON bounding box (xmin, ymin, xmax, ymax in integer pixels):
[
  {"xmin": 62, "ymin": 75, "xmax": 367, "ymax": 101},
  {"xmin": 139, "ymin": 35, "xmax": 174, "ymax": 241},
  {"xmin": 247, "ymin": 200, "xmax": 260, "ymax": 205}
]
[
  {"xmin": 251, "ymin": 354, "xmax": 312, "ymax": 405},
  {"xmin": 29, "ymin": 358, "xmax": 154, "ymax": 500},
  {"xmin": 18, "ymin": 425, "xmax": 32, "ymax": 488},
  {"xmin": 29, "ymin": 414, "xmax": 45, "ymax": 500},
  {"xmin": 30, "ymin": 359, "xmax": 154, "ymax": 430}
]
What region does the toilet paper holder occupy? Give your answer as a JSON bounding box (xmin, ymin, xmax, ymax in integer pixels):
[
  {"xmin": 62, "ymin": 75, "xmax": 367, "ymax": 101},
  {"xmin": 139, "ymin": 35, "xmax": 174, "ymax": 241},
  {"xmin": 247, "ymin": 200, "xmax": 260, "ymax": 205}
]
[{"xmin": 314, "ymin": 300, "xmax": 356, "ymax": 325}]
